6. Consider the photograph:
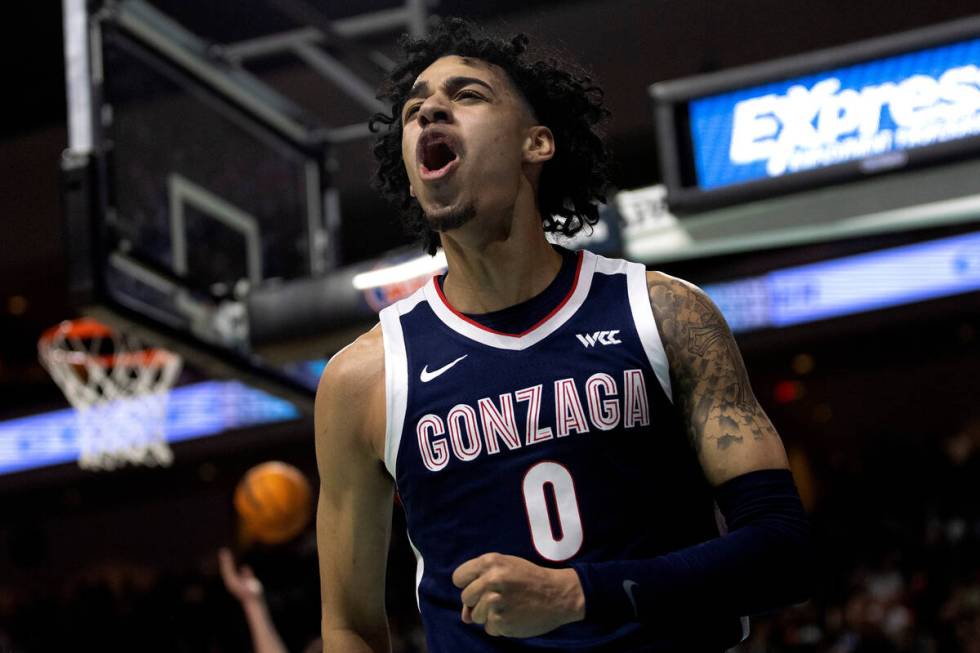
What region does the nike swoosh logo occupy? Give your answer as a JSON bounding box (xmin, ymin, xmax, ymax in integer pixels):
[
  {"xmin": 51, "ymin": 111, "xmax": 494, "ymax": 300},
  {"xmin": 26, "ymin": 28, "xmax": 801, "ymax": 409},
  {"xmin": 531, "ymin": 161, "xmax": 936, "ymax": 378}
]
[
  {"xmin": 623, "ymin": 580, "xmax": 640, "ymax": 618},
  {"xmin": 420, "ymin": 355, "xmax": 468, "ymax": 383}
]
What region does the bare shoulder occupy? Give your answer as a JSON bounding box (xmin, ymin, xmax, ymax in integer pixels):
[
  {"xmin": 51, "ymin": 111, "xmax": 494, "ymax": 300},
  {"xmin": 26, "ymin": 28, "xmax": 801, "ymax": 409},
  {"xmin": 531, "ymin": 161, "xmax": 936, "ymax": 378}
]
[
  {"xmin": 644, "ymin": 270, "xmax": 725, "ymax": 353},
  {"xmin": 645, "ymin": 270, "xmax": 707, "ymax": 316},
  {"xmin": 315, "ymin": 323, "xmax": 387, "ymax": 461},
  {"xmin": 317, "ymin": 323, "xmax": 385, "ymax": 398}
]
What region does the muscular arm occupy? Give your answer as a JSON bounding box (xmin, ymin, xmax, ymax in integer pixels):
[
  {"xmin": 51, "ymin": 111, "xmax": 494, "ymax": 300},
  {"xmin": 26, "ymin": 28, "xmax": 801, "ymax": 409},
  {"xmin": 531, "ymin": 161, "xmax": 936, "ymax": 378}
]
[
  {"xmin": 646, "ymin": 271, "xmax": 789, "ymax": 484},
  {"xmin": 315, "ymin": 326, "xmax": 394, "ymax": 653},
  {"xmin": 566, "ymin": 273, "xmax": 812, "ymax": 630}
]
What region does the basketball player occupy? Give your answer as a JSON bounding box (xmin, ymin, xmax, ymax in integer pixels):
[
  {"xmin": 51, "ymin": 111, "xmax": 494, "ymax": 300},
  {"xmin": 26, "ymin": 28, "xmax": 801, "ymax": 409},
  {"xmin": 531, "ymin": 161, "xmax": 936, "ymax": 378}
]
[{"xmin": 315, "ymin": 18, "xmax": 812, "ymax": 652}]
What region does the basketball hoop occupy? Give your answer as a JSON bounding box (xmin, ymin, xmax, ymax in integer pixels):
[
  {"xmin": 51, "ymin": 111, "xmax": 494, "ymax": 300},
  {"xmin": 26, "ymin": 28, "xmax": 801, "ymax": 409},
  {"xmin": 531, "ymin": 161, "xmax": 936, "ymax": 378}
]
[{"xmin": 37, "ymin": 318, "xmax": 182, "ymax": 470}]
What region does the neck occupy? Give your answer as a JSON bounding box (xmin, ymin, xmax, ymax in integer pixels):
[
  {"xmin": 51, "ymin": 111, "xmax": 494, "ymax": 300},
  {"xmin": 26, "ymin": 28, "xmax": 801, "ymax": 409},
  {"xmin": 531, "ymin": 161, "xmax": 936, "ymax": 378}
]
[{"xmin": 439, "ymin": 196, "xmax": 562, "ymax": 314}]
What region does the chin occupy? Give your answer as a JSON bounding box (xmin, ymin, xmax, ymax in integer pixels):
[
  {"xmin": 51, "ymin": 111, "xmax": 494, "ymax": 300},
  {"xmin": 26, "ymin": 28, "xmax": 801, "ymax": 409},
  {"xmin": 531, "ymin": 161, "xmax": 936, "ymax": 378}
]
[{"xmin": 424, "ymin": 201, "xmax": 477, "ymax": 232}]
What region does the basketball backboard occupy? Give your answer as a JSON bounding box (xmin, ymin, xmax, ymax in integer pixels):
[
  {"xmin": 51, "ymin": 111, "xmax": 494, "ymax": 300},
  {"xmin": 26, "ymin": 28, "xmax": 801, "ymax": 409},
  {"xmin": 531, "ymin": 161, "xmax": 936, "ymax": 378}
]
[{"xmin": 59, "ymin": 0, "xmax": 438, "ymax": 410}]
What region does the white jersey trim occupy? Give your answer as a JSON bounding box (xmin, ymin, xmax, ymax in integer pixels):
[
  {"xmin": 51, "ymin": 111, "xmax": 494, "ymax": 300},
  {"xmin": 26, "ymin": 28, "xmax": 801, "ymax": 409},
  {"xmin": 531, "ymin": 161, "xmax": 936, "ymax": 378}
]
[
  {"xmin": 406, "ymin": 530, "xmax": 424, "ymax": 612},
  {"xmin": 624, "ymin": 261, "xmax": 674, "ymax": 403},
  {"xmin": 422, "ymin": 250, "xmax": 598, "ymax": 351},
  {"xmin": 379, "ymin": 287, "xmax": 427, "ymax": 479}
]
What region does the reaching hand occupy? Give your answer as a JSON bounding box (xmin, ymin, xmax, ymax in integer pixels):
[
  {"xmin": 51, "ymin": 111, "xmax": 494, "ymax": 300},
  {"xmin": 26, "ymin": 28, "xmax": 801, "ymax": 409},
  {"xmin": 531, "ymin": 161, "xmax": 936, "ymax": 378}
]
[
  {"xmin": 452, "ymin": 552, "xmax": 585, "ymax": 638},
  {"xmin": 218, "ymin": 547, "xmax": 264, "ymax": 604}
]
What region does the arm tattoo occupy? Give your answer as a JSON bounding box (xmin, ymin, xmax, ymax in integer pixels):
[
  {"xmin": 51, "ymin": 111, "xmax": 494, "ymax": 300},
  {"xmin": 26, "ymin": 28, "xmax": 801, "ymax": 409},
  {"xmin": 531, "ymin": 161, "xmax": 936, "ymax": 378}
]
[{"xmin": 648, "ymin": 276, "xmax": 777, "ymax": 456}]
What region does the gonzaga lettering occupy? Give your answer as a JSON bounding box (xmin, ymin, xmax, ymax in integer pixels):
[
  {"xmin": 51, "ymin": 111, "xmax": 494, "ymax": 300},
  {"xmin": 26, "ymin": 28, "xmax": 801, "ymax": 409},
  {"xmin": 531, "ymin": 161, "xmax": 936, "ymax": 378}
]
[
  {"xmin": 416, "ymin": 368, "xmax": 651, "ymax": 472},
  {"xmin": 378, "ymin": 250, "xmax": 746, "ymax": 651}
]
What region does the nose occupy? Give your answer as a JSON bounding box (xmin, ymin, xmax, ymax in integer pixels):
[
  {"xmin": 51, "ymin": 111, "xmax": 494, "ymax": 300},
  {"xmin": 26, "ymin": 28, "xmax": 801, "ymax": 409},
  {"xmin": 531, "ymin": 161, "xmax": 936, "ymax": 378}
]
[{"xmin": 418, "ymin": 94, "xmax": 452, "ymax": 127}]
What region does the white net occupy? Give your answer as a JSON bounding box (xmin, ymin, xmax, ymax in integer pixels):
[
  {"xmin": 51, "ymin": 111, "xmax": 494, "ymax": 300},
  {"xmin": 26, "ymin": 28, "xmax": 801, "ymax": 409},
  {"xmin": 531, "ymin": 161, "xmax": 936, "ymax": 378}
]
[{"xmin": 38, "ymin": 320, "xmax": 182, "ymax": 470}]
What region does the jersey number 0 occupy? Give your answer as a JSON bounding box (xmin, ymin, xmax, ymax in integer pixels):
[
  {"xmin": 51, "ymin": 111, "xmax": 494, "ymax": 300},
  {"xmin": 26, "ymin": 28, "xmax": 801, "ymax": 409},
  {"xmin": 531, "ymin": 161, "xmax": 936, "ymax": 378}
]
[{"xmin": 522, "ymin": 461, "xmax": 584, "ymax": 561}]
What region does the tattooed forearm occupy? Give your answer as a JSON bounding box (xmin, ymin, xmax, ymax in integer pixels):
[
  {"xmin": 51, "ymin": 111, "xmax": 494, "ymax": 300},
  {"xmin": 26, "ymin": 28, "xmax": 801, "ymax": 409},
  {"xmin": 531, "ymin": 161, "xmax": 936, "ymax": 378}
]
[{"xmin": 647, "ymin": 274, "xmax": 779, "ymax": 463}]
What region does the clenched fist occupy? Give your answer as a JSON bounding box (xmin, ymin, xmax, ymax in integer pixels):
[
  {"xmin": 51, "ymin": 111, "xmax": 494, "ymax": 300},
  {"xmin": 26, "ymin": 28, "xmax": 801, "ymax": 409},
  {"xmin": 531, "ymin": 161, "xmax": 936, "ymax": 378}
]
[{"xmin": 452, "ymin": 552, "xmax": 586, "ymax": 638}]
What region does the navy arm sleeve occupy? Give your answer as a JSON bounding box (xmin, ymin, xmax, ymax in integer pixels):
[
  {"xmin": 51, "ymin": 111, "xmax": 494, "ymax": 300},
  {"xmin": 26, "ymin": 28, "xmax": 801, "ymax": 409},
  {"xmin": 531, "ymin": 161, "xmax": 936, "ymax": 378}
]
[{"xmin": 569, "ymin": 468, "xmax": 814, "ymax": 625}]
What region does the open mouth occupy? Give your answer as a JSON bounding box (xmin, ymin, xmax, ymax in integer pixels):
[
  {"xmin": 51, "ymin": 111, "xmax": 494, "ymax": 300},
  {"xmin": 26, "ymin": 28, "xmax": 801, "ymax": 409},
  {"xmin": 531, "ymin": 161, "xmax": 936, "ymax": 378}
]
[{"xmin": 418, "ymin": 133, "xmax": 460, "ymax": 180}]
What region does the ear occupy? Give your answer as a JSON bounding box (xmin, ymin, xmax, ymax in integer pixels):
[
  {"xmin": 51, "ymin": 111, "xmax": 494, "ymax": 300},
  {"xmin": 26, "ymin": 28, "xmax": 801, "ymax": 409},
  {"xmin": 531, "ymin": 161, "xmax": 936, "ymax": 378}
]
[
  {"xmin": 409, "ymin": 183, "xmax": 416, "ymax": 198},
  {"xmin": 523, "ymin": 126, "xmax": 555, "ymax": 164}
]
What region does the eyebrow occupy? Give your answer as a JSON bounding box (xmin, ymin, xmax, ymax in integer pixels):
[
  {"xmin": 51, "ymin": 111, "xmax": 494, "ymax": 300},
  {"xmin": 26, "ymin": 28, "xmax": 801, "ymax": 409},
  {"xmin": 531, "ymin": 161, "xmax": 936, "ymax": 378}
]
[{"xmin": 406, "ymin": 76, "xmax": 496, "ymax": 104}]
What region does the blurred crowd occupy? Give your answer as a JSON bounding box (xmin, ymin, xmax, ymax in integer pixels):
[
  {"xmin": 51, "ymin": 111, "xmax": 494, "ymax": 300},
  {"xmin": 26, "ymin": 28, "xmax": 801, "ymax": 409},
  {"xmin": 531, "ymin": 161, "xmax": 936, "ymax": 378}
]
[
  {"xmin": 736, "ymin": 418, "xmax": 980, "ymax": 653},
  {"xmin": 1, "ymin": 418, "xmax": 977, "ymax": 652}
]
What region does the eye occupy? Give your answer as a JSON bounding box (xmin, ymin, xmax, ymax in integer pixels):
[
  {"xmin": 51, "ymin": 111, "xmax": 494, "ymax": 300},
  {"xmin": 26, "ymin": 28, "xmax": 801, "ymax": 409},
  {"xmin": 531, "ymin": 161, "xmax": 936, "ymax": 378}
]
[
  {"xmin": 403, "ymin": 103, "xmax": 420, "ymax": 121},
  {"xmin": 455, "ymin": 89, "xmax": 483, "ymax": 101}
]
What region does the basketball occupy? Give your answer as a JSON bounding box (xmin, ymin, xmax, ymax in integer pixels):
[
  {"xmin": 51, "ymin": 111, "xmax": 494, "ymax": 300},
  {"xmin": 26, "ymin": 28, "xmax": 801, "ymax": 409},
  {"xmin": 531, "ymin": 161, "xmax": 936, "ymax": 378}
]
[{"xmin": 234, "ymin": 461, "xmax": 313, "ymax": 545}]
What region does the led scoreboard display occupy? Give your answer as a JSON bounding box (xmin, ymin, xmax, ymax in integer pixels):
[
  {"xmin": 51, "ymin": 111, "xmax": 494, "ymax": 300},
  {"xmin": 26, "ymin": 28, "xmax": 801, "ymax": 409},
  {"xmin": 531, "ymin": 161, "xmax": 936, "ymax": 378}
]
[
  {"xmin": 651, "ymin": 16, "xmax": 980, "ymax": 211},
  {"xmin": 691, "ymin": 39, "xmax": 980, "ymax": 189}
]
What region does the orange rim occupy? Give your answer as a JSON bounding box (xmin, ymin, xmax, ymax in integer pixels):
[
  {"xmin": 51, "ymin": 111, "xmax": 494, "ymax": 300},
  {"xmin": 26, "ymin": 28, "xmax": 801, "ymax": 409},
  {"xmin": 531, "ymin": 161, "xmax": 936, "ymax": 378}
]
[
  {"xmin": 40, "ymin": 349, "xmax": 180, "ymax": 369},
  {"xmin": 38, "ymin": 318, "xmax": 114, "ymax": 343},
  {"xmin": 38, "ymin": 319, "xmax": 180, "ymax": 369}
]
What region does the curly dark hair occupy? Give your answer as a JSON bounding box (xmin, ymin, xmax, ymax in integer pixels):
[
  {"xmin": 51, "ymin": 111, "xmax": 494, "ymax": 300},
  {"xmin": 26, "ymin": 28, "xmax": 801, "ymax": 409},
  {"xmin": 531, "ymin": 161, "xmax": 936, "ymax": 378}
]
[{"xmin": 369, "ymin": 17, "xmax": 611, "ymax": 255}]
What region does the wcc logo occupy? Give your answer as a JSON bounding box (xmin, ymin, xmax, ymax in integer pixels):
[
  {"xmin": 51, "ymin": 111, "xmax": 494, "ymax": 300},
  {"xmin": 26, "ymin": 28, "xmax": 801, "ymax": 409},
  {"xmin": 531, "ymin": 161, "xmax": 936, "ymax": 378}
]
[{"xmin": 576, "ymin": 330, "xmax": 622, "ymax": 348}]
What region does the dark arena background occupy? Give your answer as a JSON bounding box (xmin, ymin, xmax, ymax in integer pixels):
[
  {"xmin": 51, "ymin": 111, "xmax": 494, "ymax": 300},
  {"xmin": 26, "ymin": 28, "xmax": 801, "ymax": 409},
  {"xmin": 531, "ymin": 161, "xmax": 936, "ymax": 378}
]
[{"xmin": 2, "ymin": 1, "xmax": 980, "ymax": 652}]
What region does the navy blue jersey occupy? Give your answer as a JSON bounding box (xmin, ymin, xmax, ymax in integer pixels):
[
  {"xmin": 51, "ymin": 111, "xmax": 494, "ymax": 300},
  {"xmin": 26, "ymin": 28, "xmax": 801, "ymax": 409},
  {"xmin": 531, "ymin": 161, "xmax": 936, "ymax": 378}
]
[{"xmin": 378, "ymin": 250, "xmax": 748, "ymax": 652}]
